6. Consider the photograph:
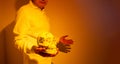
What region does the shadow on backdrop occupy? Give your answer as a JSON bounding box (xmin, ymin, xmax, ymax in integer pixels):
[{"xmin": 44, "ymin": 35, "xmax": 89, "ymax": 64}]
[
  {"xmin": 4, "ymin": 21, "xmax": 38, "ymax": 64},
  {"xmin": 4, "ymin": 21, "xmax": 23, "ymax": 64},
  {"xmin": 3, "ymin": 0, "xmax": 29, "ymax": 64},
  {"xmin": 3, "ymin": 0, "xmax": 39, "ymax": 64},
  {"xmin": 0, "ymin": 29, "xmax": 6, "ymax": 64}
]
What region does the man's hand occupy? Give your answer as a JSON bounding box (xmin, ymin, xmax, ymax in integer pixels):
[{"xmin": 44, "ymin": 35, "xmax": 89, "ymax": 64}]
[
  {"xmin": 57, "ymin": 35, "xmax": 73, "ymax": 53},
  {"xmin": 59, "ymin": 35, "xmax": 73, "ymax": 45},
  {"xmin": 32, "ymin": 46, "xmax": 58, "ymax": 57},
  {"xmin": 32, "ymin": 46, "xmax": 46, "ymax": 54}
]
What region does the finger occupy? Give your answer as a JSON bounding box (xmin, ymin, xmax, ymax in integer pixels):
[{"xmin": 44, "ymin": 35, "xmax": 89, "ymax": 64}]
[
  {"xmin": 60, "ymin": 35, "xmax": 68, "ymax": 40},
  {"xmin": 65, "ymin": 47, "xmax": 71, "ymax": 49},
  {"xmin": 66, "ymin": 47, "xmax": 71, "ymax": 49},
  {"xmin": 65, "ymin": 46, "xmax": 71, "ymax": 49},
  {"xmin": 64, "ymin": 44, "xmax": 70, "ymax": 46},
  {"xmin": 62, "ymin": 35, "xmax": 68, "ymax": 38},
  {"xmin": 64, "ymin": 51, "xmax": 68, "ymax": 53},
  {"xmin": 64, "ymin": 50, "xmax": 70, "ymax": 53},
  {"xmin": 66, "ymin": 50, "xmax": 70, "ymax": 52},
  {"xmin": 64, "ymin": 46, "xmax": 71, "ymax": 49}
]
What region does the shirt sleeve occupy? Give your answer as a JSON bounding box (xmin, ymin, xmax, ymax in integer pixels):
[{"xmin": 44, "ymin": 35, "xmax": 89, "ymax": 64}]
[{"xmin": 13, "ymin": 9, "xmax": 37, "ymax": 54}]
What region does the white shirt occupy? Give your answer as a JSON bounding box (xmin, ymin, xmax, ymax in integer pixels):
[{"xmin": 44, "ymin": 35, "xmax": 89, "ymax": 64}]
[{"xmin": 13, "ymin": 1, "xmax": 53, "ymax": 64}]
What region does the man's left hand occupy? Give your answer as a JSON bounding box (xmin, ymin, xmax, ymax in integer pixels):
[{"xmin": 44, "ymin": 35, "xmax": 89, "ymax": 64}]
[{"xmin": 57, "ymin": 35, "xmax": 73, "ymax": 53}]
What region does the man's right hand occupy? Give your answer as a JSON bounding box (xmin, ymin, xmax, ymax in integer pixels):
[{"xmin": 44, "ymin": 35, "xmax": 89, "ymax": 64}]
[{"xmin": 32, "ymin": 46, "xmax": 58, "ymax": 57}]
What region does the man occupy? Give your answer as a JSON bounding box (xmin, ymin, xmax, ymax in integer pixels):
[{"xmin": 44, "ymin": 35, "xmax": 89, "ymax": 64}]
[{"xmin": 13, "ymin": 0, "xmax": 73, "ymax": 64}]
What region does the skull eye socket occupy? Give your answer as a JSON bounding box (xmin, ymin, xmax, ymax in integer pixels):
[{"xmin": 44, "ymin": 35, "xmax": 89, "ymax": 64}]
[{"xmin": 38, "ymin": 37, "xmax": 44, "ymax": 43}]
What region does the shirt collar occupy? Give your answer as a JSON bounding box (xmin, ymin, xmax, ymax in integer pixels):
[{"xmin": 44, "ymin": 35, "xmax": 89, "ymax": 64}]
[
  {"xmin": 29, "ymin": 0, "xmax": 45, "ymax": 12},
  {"xmin": 29, "ymin": 1, "xmax": 40, "ymax": 9}
]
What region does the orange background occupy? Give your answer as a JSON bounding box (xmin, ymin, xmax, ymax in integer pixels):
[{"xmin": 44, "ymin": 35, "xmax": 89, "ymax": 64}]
[{"xmin": 0, "ymin": 0, "xmax": 120, "ymax": 64}]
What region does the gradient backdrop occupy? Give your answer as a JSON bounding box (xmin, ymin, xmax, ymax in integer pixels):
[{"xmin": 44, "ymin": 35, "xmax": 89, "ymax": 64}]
[{"xmin": 0, "ymin": 0, "xmax": 120, "ymax": 64}]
